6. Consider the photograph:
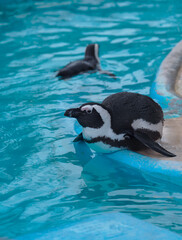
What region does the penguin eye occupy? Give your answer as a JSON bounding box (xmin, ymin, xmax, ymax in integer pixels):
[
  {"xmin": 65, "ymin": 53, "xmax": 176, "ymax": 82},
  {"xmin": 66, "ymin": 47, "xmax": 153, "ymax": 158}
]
[
  {"xmin": 86, "ymin": 109, "xmax": 92, "ymax": 114},
  {"xmin": 124, "ymin": 134, "xmax": 130, "ymax": 140},
  {"xmin": 81, "ymin": 106, "xmax": 93, "ymax": 114}
]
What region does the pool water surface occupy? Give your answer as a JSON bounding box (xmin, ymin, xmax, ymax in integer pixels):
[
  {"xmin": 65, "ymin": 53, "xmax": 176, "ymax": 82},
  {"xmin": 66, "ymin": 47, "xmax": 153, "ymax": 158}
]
[{"xmin": 0, "ymin": 0, "xmax": 182, "ymax": 238}]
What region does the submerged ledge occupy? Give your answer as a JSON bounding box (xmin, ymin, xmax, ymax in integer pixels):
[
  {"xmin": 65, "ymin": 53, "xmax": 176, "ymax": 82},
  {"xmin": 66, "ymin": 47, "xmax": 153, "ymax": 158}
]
[
  {"xmin": 16, "ymin": 212, "xmax": 182, "ymax": 240},
  {"xmin": 74, "ymin": 122, "xmax": 182, "ymax": 187}
]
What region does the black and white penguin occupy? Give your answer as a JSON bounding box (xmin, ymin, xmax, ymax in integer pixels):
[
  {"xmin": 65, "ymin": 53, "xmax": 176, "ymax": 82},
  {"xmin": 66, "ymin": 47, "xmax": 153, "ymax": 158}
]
[
  {"xmin": 64, "ymin": 92, "xmax": 176, "ymax": 157},
  {"xmin": 56, "ymin": 43, "xmax": 116, "ymax": 79}
]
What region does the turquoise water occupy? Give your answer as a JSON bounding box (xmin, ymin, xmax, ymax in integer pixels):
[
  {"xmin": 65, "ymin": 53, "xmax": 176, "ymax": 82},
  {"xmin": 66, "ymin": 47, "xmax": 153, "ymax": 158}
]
[{"xmin": 0, "ymin": 0, "xmax": 182, "ymax": 238}]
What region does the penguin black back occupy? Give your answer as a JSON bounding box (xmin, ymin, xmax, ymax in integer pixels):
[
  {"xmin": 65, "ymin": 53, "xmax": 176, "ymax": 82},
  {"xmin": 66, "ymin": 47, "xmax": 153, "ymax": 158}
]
[
  {"xmin": 56, "ymin": 43, "xmax": 116, "ymax": 79},
  {"xmin": 102, "ymin": 92, "xmax": 164, "ymax": 135}
]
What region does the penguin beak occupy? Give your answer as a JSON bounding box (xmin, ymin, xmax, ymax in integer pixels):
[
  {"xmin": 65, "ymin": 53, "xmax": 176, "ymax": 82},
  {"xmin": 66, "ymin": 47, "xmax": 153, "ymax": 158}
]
[{"xmin": 64, "ymin": 108, "xmax": 82, "ymax": 118}]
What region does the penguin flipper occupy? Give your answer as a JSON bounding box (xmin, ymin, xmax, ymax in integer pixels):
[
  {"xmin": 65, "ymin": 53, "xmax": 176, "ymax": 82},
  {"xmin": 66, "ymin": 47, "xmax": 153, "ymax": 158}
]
[
  {"xmin": 133, "ymin": 131, "xmax": 176, "ymax": 157},
  {"xmin": 99, "ymin": 70, "xmax": 117, "ymax": 79},
  {"xmin": 73, "ymin": 133, "xmax": 84, "ymax": 142}
]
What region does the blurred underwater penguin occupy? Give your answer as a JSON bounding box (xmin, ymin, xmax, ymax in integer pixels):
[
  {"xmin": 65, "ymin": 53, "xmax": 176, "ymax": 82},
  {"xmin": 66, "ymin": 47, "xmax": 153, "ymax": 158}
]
[
  {"xmin": 56, "ymin": 43, "xmax": 116, "ymax": 79},
  {"xmin": 64, "ymin": 92, "xmax": 176, "ymax": 157}
]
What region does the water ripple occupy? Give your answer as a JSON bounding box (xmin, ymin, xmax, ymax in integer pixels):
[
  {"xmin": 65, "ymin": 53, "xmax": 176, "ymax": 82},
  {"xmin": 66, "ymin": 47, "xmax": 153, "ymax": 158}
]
[{"xmin": 0, "ymin": 0, "xmax": 182, "ymax": 238}]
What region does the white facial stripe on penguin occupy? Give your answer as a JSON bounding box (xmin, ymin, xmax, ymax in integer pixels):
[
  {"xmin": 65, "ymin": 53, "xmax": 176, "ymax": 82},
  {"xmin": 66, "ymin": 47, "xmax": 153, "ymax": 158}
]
[
  {"xmin": 94, "ymin": 44, "xmax": 100, "ymax": 63},
  {"xmin": 131, "ymin": 119, "xmax": 163, "ymax": 135},
  {"xmin": 82, "ymin": 104, "xmax": 125, "ymax": 141},
  {"xmin": 81, "ymin": 105, "xmax": 93, "ymax": 112}
]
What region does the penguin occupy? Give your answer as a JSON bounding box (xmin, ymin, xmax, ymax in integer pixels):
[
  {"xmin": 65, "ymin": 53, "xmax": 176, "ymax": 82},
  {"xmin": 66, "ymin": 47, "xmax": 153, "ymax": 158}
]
[
  {"xmin": 56, "ymin": 43, "xmax": 116, "ymax": 79},
  {"xmin": 64, "ymin": 92, "xmax": 176, "ymax": 157}
]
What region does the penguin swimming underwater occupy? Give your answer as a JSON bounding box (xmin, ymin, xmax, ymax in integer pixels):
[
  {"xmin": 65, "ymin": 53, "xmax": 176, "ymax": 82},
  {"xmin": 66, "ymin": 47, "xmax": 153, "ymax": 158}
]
[
  {"xmin": 56, "ymin": 44, "xmax": 116, "ymax": 79},
  {"xmin": 64, "ymin": 92, "xmax": 176, "ymax": 157}
]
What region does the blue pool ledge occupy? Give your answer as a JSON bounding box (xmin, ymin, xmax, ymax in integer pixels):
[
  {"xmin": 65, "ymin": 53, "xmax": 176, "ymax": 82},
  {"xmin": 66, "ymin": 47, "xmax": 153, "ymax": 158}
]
[{"xmin": 16, "ymin": 212, "xmax": 182, "ymax": 240}]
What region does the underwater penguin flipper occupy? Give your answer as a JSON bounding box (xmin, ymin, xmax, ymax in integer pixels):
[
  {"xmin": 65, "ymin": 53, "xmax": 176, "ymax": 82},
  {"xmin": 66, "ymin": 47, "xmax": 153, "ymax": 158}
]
[
  {"xmin": 73, "ymin": 133, "xmax": 84, "ymax": 142},
  {"xmin": 133, "ymin": 131, "xmax": 176, "ymax": 157},
  {"xmin": 99, "ymin": 70, "xmax": 117, "ymax": 79}
]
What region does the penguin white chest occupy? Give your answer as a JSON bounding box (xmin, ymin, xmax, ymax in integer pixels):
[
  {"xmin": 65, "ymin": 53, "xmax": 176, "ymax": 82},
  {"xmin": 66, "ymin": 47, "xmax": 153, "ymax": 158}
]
[
  {"xmin": 85, "ymin": 141, "xmax": 119, "ymax": 153},
  {"xmin": 82, "ymin": 124, "xmax": 125, "ymax": 153}
]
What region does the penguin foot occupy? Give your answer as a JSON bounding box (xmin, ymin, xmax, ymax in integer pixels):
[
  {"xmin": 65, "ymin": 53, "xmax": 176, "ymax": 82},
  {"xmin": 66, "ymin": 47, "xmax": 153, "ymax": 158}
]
[
  {"xmin": 73, "ymin": 133, "xmax": 84, "ymax": 142},
  {"xmin": 99, "ymin": 70, "xmax": 117, "ymax": 79}
]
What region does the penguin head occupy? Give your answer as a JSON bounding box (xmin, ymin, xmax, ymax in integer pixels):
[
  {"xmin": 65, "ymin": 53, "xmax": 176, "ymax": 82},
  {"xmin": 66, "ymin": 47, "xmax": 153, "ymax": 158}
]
[
  {"xmin": 64, "ymin": 103, "xmax": 110, "ymax": 128},
  {"xmin": 85, "ymin": 44, "xmax": 100, "ymax": 63}
]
